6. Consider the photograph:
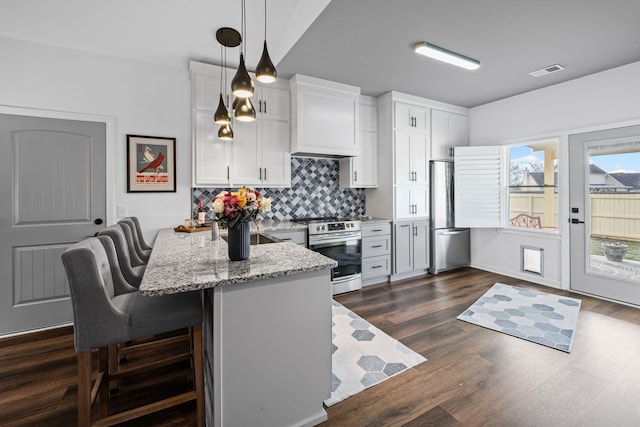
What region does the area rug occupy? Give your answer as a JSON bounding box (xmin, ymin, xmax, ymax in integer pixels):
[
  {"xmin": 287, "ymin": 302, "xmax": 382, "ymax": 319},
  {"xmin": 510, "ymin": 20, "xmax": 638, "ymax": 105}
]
[
  {"xmin": 327, "ymin": 301, "xmax": 426, "ymax": 406},
  {"xmin": 457, "ymin": 283, "xmax": 581, "ymax": 352}
]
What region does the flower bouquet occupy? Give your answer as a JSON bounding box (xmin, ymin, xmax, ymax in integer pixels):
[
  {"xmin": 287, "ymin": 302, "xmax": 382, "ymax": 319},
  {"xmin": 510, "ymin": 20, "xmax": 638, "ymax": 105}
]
[
  {"xmin": 211, "ymin": 187, "xmax": 271, "ymax": 229},
  {"xmin": 211, "ymin": 187, "xmax": 271, "ymax": 261}
]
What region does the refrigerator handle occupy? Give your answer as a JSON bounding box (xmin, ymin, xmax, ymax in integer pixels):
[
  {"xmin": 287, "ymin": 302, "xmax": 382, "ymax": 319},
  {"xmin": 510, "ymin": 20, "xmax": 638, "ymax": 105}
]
[{"xmin": 449, "ymin": 169, "xmax": 455, "ymax": 221}]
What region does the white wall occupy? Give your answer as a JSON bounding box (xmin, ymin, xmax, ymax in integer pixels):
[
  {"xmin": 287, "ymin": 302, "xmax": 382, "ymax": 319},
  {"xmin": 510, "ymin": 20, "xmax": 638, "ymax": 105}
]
[
  {"xmin": 0, "ymin": 37, "xmax": 191, "ymax": 240},
  {"xmin": 469, "ymin": 60, "xmax": 640, "ymax": 288}
]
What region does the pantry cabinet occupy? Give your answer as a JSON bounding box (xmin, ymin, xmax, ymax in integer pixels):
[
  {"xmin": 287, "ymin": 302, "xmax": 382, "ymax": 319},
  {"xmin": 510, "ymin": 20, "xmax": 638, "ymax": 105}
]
[{"xmin": 365, "ymin": 91, "xmax": 468, "ymax": 280}]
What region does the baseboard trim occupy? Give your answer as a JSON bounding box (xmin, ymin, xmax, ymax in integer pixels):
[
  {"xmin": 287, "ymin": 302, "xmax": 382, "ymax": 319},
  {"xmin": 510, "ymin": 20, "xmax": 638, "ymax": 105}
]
[
  {"xmin": 0, "ymin": 322, "xmax": 73, "ymax": 340},
  {"xmin": 470, "ymin": 262, "xmax": 561, "ymax": 289}
]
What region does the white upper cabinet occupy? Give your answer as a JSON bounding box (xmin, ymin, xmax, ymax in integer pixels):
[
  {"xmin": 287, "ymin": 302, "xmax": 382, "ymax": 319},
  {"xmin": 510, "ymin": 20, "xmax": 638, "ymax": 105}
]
[
  {"xmin": 256, "ymin": 85, "xmax": 289, "ymax": 122},
  {"xmin": 394, "ymin": 130, "xmax": 428, "ymax": 186},
  {"xmin": 194, "ymin": 110, "xmax": 231, "ymax": 186},
  {"xmin": 189, "ymin": 61, "xmax": 291, "ymax": 188},
  {"xmin": 290, "ymin": 74, "xmax": 360, "ymax": 157},
  {"xmin": 431, "ymin": 109, "xmax": 469, "ymax": 160},
  {"xmin": 231, "ymin": 85, "xmax": 291, "ymax": 187},
  {"xmin": 340, "ymin": 95, "xmax": 378, "ymax": 188},
  {"xmin": 395, "ymin": 102, "xmax": 429, "ymax": 131}
]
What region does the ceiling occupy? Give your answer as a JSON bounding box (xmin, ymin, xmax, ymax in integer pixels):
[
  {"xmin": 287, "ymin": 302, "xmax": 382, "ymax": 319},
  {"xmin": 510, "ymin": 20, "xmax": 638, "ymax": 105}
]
[{"xmin": 2, "ymin": 0, "xmax": 640, "ymax": 108}]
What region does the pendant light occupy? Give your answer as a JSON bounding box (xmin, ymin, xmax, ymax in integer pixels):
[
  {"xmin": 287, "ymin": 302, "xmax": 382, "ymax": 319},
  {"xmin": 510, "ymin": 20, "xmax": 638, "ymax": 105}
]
[
  {"xmin": 255, "ymin": 0, "xmax": 277, "ymax": 83},
  {"xmin": 214, "ymin": 45, "xmax": 231, "ymax": 125},
  {"xmin": 215, "ymin": 28, "xmax": 241, "ymax": 139},
  {"xmin": 218, "ymin": 123, "xmax": 234, "ymax": 140},
  {"xmin": 231, "ymin": 0, "xmax": 254, "ymax": 98},
  {"xmin": 234, "ymin": 96, "xmax": 256, "ymax": 122}
]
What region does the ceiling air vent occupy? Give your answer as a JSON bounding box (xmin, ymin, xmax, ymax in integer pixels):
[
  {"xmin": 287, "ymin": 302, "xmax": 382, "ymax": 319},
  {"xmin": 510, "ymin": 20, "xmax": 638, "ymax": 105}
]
[{"xmin": 529, "ymin": 64, "xmax": 565, "ymax": 77}]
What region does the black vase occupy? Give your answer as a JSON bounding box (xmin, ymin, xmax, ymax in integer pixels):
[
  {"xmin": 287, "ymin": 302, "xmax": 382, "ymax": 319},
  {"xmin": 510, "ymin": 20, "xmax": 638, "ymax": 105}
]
[{"xmin": 227, "ymin": 222, "xmax": 250, "ymax": 261}]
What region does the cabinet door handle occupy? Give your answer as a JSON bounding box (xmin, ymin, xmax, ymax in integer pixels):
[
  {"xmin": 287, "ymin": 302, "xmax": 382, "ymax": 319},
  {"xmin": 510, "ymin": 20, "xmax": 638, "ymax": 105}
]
[
  {"xmin": 227, "ymin": 166, "xmax": 230, "ymax": 180},
  {"xmin": 372, "ymin": 229, "xmax": 383, "ymax": 232},
  {"xmin": 263, "ymin": 100, "xmax": 267, "ymax": 114},
  {"xmin": 371, "ymin": 244, "xmax": 383, "ymax": 248},
  {"xmin": 413, "ymin": 226, "xmax": 418, "ymax": 236},
  {"xmin": 449, "ymin": 146, "xmax": 454, "ymax": 157},
  {"xmin": 371, "ymin": 265, "xmax": 383, "ymax": 269},
  {"xmin": 264, "ymin": 168, "xmax": 267, "ymax": 181},
  {"xmin": 259, "ymin": 168, "xmax": 262, "ymax": 180},
  {"xmin": 258, "ymin": 100, "xmax": 262, "ymax": 113},
  {"xmin": 354, "ymin": 170, "xmax": 358, "ymax": 182},
  {"xmin": 400, "ymin": 224, "xmax": 410, "ymax": 228}
]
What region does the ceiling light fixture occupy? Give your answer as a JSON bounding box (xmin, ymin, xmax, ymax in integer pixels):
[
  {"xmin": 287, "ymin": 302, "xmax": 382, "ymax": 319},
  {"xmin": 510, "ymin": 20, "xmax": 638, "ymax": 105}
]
[
  {"xmin": 215, "ymin": 27, "xmax": 241, "ymax": 139},
  {"xmin": 255, "ymin": 0, "xmax": 277, "ymax": 83},
  {"xmin": 413, "ymin": 42, "xmax": 480, "ymax": 70},
  {"xmin": 214, "ymin": 44, "xmax": 231, "ymax": 126},
  {"xmin": 231, "ymin": 0, "xmax": 255, "ymax": 98},
  {"xmin": 234, "ymin": 96, "xmax": 257, "ymax": 122},
  {"xmin": 218, "ymin": 123, "xmax": 234, "ymax": 140}
]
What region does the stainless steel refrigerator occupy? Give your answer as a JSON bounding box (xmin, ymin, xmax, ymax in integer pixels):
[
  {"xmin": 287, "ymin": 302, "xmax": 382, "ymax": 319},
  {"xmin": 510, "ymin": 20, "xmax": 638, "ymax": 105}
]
[{"xmin": 429, "ymin": 160, "xmax": 470, "ymax": 274}]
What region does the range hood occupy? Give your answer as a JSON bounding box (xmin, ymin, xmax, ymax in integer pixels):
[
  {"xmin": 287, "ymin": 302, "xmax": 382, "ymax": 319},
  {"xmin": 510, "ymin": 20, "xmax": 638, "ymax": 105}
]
[
  {"xmin": 291, "ymin": 151, "xmax": 355, "ymax": 159},
  {"xmin": 290, "ymin": 74, "xmax": 360, "ymax": 158}
]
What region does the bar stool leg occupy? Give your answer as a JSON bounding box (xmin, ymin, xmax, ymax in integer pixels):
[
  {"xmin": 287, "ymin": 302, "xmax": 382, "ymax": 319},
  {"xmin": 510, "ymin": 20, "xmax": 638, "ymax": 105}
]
[
  {"xmin": 77, "ymin": 351, "xmax": 92, "ymax": 427},
  {"xmin": 99, "ymin": 347, "xmax": 109, "ymax": 418}
]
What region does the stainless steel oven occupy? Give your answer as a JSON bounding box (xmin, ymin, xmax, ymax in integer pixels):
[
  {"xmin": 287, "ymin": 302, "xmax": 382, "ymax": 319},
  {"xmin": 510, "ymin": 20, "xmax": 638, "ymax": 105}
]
[{"xmin": 297, "ymin": 218, "xmax": 362, "ymax": 295}]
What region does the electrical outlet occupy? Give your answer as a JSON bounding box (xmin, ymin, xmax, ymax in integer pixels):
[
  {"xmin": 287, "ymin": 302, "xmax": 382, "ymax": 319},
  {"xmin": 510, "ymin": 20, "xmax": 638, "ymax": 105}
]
[{"xmin": 117, "ymin": 206, "xmax": 128, "ymax": 218}]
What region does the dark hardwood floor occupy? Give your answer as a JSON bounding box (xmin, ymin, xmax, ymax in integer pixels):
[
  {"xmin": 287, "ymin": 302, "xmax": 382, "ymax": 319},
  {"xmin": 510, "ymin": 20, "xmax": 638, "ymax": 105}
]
[{"xmin": 2, "ymin": 268, "xmax": 639, "ymax": 426}]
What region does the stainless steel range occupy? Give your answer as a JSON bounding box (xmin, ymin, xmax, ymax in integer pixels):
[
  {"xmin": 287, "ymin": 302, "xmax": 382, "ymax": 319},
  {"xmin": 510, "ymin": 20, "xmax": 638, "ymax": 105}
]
[{"xmin": 294, "ymin": 217, "xmax": 362, "ymax": 295}]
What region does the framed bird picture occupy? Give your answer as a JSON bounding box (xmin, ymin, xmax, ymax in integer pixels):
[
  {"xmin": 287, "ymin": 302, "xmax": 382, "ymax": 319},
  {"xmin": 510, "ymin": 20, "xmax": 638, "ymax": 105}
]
[{"xmin": 126, "ymin": 134, "xmax": 176, "ymax": 192}]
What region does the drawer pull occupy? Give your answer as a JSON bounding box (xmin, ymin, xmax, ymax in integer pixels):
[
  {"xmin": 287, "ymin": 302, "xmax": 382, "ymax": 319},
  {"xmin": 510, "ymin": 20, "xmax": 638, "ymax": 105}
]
[
  {"xmin": 372, "ymin": 229, "xmax": 383, "ymax": 232},
  {"xmin": 371, "ymin": 265, "xmax": 383, "ymax": 269},
  {"xmin": 371, "ymin": 244, "xmax": 383, "ymax": 248}
]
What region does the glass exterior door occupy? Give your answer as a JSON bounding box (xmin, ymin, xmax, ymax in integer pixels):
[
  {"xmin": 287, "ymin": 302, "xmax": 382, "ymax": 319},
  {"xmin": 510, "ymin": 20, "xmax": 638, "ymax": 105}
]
[{"xmin": 569, "ymin": 125, "xmax": 640, "ymax": 306}]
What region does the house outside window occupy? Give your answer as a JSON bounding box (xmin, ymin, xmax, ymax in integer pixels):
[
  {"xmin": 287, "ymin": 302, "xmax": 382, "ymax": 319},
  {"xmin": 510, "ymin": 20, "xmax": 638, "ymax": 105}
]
[{"xmin": 508, "ymin": 140, "xmax": 559, "ymax": 232}]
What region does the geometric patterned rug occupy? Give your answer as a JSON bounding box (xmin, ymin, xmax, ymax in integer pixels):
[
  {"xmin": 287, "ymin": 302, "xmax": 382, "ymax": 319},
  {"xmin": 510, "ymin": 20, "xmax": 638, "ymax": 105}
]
[
  {"xmin": 326, "ymin": 301, "xmax": 427, "ymax": 406},
  {"xmin": 457, "ymin": 283, "xmax": 582, "ymax": 353}
]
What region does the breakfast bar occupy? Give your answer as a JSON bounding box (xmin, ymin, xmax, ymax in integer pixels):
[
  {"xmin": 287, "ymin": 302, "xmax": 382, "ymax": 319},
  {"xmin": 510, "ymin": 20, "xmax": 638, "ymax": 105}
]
[{"xmin": 139, "ymin": 229, "xmax": 337, "ymax": 427}]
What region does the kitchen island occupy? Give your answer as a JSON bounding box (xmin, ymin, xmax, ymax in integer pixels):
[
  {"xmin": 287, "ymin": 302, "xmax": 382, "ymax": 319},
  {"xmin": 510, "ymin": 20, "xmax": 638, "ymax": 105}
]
[{"xmin": 139, "ymin": 229, "xmax": 337, "ymax": 427}]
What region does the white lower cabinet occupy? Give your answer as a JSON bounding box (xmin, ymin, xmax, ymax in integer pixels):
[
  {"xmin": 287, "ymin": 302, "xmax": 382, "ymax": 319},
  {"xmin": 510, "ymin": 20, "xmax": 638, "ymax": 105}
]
[
  {"xmin": 393, "ymin": 219, "xmax": 429, "ymax": 275},
  {"xmin": 361, "ymin": 222, "xmax": 391, "ymax": 285}
]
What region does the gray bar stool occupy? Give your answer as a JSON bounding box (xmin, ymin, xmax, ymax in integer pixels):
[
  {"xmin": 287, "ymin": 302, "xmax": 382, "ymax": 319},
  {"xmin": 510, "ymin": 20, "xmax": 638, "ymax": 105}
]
[
  {"xmin": 118, "ymin": 217, "xmax": 152, "ymax": 261},
  {"xmin": 117, "ymin": 222, "xmax": 149, "ymax": 265},
  {"xmin": 97, "ymin": 225, "xmax": 146, "ymax": 288},
  {"xmin": 61, "ymin": 237, "xmax": 204, "ymax": 427}
]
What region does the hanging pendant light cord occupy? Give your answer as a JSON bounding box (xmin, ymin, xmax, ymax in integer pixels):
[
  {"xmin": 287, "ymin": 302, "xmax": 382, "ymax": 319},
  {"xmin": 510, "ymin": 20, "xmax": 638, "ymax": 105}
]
[
  {"xmin": 223, "ymin": 45, "xmax": 227, "ymax": 105},
  {"xmin": 264, "ymin": 0, "xmax": 267, "ymax": 41}
]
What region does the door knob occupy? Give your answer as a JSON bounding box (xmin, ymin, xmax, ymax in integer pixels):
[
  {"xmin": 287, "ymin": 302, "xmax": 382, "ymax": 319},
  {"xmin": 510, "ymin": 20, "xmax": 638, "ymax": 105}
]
[{"xmin": 94, "ymin": 218, "xmax": 104, "ymax": 225}]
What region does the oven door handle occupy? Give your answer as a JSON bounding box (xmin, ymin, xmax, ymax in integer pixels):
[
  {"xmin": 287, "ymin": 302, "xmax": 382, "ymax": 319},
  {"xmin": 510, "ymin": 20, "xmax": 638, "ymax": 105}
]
[
  {"xmin": 332, "ymin": 273, "xmax": 361, "ymax": 284},
  {"xmin": 309, "ymin": 232, "xmax": 361, "ymax": 244}
]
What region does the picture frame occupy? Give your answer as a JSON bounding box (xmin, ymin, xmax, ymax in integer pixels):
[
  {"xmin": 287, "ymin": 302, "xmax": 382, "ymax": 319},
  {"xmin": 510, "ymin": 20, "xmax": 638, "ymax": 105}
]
[{"xmin": 126, "ymin": 134, "xmax": 176, "ymax": 193}]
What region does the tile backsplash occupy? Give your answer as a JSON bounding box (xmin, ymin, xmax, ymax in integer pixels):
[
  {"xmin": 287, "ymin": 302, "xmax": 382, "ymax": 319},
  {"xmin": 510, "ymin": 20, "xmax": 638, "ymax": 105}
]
[{"xmin": 192, "ymin": 157, "xmax": 366, "ymax": 221}]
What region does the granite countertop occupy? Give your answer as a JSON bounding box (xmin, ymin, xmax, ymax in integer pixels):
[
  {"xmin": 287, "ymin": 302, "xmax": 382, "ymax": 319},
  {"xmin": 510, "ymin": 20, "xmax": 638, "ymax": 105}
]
[{"xmin": 139, "ymin": 228, "xmax": 337, "ymax": 296}]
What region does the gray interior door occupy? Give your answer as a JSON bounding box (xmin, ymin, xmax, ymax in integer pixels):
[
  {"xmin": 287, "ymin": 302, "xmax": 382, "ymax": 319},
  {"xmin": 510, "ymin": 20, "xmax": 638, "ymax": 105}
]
[{"xmin": 0, "ymin": 114, "xmax": 106, "ymax": 335}]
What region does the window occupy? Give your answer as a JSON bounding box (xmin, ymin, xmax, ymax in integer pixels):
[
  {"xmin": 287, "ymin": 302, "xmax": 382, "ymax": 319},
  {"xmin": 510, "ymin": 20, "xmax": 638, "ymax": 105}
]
[{"xmin": 508, "ymin": 139, "xmax": 559, "ymax": 231}]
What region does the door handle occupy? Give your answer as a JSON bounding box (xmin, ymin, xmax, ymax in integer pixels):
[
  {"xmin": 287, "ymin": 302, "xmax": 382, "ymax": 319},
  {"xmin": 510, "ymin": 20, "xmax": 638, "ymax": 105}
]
[
  {"xmin": 570, "ymin": 218, "xmax": 585, "ymax": 224},
  {"xmin": 94, "ymin": 218, "xmax": 104, "ymax": 225}
]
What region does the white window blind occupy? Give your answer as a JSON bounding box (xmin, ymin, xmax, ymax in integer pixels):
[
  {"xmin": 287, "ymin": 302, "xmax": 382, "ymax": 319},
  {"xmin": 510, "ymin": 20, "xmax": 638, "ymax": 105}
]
[{"xmin": 454, "ymin": 146, "xmax": 503, "ymax": 227}]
